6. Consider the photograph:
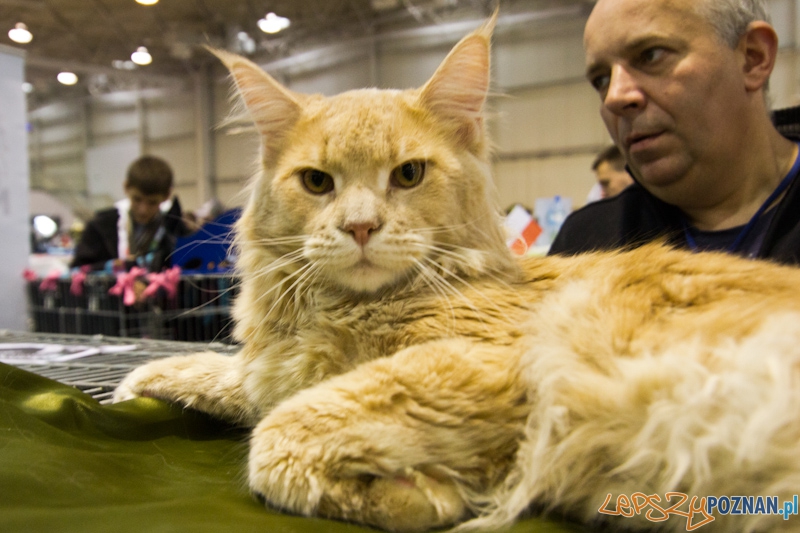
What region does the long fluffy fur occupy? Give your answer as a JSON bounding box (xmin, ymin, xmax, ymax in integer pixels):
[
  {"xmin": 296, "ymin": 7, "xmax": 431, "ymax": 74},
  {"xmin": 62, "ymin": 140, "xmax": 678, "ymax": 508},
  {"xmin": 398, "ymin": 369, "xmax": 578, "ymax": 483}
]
[{"xmin": 115, "ymin": 16, "xmax": 800, "ymax": 533}]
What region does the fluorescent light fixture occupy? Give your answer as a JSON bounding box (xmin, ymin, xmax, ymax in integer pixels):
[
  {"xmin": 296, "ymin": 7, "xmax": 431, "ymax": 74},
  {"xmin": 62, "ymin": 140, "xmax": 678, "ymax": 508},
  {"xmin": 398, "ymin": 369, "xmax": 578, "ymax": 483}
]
[
  {"xmin": 8, "ymin": 22, "xmax": 32, "ymax": 44},
  {"xmin": 258, "ymin": 12, "xmax": 290, "ymax": 34},
  {"xmin": 131, "ymin": 46, "xmax": 152, "ymax": 65},
  {"xmin": 136, "ymin": 0, "xmax": 159, "ymax": 5},
  {"xmin": 57, "ymin": 72, "xmax": 78, "ymax": 85}
]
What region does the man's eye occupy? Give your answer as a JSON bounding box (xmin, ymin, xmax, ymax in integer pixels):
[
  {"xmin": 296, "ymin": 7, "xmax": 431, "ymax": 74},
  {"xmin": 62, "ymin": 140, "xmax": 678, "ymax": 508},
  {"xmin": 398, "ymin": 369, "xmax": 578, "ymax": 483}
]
[
  {"xmin": 641, "ymin": 47, "xmax": 666, "ymax": 64},
  {"xmin": 590, "ymin": 74, "xmax": 610, "ymax": 94}
]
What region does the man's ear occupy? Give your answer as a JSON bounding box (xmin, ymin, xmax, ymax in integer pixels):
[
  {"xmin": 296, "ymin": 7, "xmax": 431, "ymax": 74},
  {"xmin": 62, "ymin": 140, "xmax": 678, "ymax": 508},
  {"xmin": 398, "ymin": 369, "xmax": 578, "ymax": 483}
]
[{"xmin": 739, "ymin": 21, "xmax": 778, "ymax": 92}]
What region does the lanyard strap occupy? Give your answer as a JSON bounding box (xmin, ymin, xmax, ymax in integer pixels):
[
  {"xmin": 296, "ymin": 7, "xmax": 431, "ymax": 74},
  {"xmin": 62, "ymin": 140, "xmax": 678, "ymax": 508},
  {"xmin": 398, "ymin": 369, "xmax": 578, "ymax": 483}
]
[{"xmin": 683, "ymin": 143, "xmax": 800, "ymax": 253}]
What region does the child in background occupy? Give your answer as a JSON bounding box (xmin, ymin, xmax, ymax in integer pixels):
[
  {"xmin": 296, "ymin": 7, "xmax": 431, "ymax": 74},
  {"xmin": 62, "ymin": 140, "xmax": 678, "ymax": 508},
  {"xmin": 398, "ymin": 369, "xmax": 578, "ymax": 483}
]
[{"xmin": 71, "ymin": 156, "xmax": 188, "ymax": 272}]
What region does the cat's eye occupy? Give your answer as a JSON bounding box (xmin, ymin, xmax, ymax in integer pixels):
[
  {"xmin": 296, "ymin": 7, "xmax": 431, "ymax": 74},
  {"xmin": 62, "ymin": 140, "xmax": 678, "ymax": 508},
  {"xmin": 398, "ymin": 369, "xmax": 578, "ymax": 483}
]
[
  {"xmin": 390, "ymin": 161, "xmax": 426, "ymax": 189},
  {"xmin": 300, "ymin": 169, "xmax": 334, "ymax": 195}
]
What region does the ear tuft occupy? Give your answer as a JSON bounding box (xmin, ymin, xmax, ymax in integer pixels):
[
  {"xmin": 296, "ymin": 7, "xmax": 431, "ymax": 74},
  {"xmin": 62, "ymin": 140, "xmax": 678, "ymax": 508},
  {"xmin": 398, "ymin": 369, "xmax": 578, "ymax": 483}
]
[
  {"xmin": 418, "ymin": 13, "xmax": 495, "ymax": 149},
  {"xmin": 207, "ymin": 47, "xmax": 302, "ymax": 159}
]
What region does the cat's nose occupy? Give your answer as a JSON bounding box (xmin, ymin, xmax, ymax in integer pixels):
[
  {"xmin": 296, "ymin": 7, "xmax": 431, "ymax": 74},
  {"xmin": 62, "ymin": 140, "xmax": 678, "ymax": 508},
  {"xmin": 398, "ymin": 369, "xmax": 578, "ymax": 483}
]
[{"xmin": 342, "ymin": 221, "xmax": 381, "ymax": 247}]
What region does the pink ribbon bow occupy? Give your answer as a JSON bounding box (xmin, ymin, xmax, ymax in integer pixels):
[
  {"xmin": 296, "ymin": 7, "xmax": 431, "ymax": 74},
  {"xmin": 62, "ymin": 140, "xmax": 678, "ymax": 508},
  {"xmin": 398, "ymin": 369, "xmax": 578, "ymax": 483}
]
[
  {"xmin": 70, "ymin": 265, "xmax": 91, "ymax": 296},
  {"xmin": 144, "ymin": 266, "xmax": 181, "ymax": 299},
  {"xmin": 38, "ymin": 269, "xmax": 62, "ymax": 292},
  {"xmin": 108, "ymin": 266, "xmax": 148, "ymax": 306}
]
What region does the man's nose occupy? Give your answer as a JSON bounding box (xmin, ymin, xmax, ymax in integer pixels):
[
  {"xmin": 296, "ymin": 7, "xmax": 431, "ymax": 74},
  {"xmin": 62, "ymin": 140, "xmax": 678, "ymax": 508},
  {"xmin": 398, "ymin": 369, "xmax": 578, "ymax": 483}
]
[{"xmin": 603, "ymin": 65, "xmax": 645, "ymax": 115}]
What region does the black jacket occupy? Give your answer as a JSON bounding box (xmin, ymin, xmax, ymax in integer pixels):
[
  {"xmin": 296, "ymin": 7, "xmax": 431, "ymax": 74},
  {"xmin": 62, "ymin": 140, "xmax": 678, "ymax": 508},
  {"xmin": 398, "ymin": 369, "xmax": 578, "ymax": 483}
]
[
  {"xmin": 549, "ymin": 179, "xmax": 800, "ymax": 265},
  {"xmin": 71, "ymin": 197, "xmax": 188, "ymax": 271}
]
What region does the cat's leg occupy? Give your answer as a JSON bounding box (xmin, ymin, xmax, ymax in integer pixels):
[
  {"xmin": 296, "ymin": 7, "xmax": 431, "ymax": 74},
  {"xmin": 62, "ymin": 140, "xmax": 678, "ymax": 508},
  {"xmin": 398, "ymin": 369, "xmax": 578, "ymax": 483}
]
[
  {"xmin": 248, "ymin": 338, "xmax": 529, "ymax": 532},
  {"xmin": 113, "ymin": 351, "xmax": 257, "ymax": 424}
]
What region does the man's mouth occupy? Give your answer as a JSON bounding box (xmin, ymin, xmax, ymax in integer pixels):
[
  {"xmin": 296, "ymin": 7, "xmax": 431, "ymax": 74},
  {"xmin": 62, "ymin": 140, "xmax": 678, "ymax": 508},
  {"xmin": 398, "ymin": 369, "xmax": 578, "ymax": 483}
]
[{"xmin": 626, "ymin": 131, "xmax": 664, "ymax": 151}]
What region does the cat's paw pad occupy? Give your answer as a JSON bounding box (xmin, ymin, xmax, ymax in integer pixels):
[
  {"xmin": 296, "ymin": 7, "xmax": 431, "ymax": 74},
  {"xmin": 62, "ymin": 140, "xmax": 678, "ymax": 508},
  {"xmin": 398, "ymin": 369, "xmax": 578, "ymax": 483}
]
[{"xmin": 361, "ymin": 470, "xmax": 466, "ymax": 532}]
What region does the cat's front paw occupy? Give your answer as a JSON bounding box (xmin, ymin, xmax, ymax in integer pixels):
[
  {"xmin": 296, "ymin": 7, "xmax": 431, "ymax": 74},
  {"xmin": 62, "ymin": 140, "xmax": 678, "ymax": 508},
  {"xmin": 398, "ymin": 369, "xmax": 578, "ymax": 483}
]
[
  {"xmin": 248, "ymin": 405, "xmax": 467, "ymax": 532},
  {"xmin": 112, "ymin": 358, "xmax": 181, "ymax": 403},
  {"xmin": 111, "ymin": 352, "xmax": 254, "ymax": 424}
]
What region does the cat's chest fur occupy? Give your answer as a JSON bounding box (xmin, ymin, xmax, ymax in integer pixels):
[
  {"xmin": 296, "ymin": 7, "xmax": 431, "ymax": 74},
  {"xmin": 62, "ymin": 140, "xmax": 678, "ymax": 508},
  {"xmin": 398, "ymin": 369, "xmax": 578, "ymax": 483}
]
[{"xmin": 237, "ymin": 271, "xmax": 545, "ymax": 414}]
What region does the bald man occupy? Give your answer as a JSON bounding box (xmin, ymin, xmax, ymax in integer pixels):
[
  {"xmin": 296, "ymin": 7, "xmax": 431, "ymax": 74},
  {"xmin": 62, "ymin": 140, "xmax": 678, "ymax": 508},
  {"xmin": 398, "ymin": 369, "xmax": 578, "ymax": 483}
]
[{"xmin": 550, "ymin": 0, "xmax": 800, "ymax": 264}]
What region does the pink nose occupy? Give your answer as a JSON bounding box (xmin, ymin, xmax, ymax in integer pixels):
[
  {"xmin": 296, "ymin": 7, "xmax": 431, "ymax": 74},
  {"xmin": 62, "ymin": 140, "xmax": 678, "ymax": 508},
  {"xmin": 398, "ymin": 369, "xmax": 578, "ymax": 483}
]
[{"xmin": 343, "ymin": 221, "xmax": 380, "ymax": 247}]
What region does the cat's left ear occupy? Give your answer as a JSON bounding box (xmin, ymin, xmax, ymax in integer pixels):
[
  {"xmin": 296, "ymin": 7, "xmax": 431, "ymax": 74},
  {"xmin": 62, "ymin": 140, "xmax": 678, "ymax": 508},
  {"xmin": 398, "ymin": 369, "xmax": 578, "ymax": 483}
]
[{"xmin": 419, "ymin": 12, "xmax": 496, "ymax": 150}]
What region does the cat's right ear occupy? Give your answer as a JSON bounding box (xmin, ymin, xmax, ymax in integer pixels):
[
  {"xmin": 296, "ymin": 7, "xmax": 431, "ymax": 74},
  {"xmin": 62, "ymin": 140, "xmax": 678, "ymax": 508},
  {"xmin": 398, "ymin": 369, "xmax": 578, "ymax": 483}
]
[
  {"xmin": 208, "ymin": 47, "xmax": 301, "ymax": 158},
  {"xmin": 418, "ymin": 13, "xmax": 496, "ymax": 151}
]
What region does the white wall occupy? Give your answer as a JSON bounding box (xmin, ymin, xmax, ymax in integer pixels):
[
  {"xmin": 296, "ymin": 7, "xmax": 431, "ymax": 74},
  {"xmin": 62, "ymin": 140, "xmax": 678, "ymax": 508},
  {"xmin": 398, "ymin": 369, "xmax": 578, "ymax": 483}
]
[{"xmin": 0, "ymin": 45, "xmax": 30, "ymax": 330}]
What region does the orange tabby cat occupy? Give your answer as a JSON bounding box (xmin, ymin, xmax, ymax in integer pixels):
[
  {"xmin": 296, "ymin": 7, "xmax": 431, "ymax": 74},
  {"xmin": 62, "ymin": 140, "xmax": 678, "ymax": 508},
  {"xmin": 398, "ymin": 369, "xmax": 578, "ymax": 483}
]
[{"xmin": 115, "ymin": 17, "xmax": 800, "ymax": 533}]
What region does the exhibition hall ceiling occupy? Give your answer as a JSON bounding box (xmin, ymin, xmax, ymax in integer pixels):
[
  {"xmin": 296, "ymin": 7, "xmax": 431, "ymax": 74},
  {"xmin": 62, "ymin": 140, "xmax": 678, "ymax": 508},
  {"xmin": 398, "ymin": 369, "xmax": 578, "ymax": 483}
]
[{"xmin": 0, "ymin": 0, "xmax": 593, "ymax": 104}]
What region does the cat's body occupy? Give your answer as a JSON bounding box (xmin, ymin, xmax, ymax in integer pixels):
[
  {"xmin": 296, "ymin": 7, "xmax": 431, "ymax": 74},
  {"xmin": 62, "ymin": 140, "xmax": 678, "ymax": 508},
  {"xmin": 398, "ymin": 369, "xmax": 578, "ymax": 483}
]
[{"xmin": 114, "ymin": 17, "xmax": 800, "ymax": 533}]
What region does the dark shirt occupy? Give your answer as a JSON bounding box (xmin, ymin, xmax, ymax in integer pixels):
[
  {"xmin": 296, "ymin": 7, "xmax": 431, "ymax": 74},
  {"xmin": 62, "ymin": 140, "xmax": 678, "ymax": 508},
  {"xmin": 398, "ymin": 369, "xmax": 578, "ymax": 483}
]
[
  {"xmin": 686, "ymin": 207, "xmax": 777, "ymax": 258},
  {"xmin": 549, "ymin": 168, "xmax": 800, "ymax": 266},
  {"xmin": 71, "ymin": 197, "xmax": 189, "ymax": 271}
]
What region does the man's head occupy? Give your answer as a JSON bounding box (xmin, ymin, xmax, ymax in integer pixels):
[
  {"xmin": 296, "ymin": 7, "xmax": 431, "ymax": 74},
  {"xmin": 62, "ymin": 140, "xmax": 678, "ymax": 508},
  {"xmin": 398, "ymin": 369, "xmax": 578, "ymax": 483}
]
[
  {"xmin": 592, "ymin": 145, "xmax": 634, "ymax": 198},
  {"xmin": 124, "ymin": 156, "xmax": 173, "ymax": 225},
  {"xmin": 695, "ymin": 0, "xmax": 770, "ymax": 48},
  {"xmin": 583, "ymin": 0, "xmax": 777, "ymax": 208}
]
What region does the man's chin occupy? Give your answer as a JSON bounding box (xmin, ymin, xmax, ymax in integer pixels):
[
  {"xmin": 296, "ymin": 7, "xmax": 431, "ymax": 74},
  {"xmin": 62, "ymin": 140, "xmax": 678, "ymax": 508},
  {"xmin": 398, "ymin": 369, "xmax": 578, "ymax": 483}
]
[{"xmin": 629, "ymin": 157, "xmax": 689, "ymax": 193}]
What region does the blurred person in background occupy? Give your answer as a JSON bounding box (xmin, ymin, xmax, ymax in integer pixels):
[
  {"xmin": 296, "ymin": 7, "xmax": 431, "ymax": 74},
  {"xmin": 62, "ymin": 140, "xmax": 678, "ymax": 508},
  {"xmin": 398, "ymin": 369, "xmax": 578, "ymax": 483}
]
[{"xmin": 71, "ymin": 155, "xmax": 189, "ymax": 272}]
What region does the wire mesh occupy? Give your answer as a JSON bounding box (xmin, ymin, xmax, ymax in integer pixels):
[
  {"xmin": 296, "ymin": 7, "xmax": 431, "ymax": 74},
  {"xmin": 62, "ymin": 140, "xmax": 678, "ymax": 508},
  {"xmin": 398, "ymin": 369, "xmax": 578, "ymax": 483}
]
[
  {"xmin": 0, "ymin": 330, "xmax": 238, "ymax": 404},
  {"xmin": 27, "ymin": 273, "xmax": 238, "ymax": 343}
]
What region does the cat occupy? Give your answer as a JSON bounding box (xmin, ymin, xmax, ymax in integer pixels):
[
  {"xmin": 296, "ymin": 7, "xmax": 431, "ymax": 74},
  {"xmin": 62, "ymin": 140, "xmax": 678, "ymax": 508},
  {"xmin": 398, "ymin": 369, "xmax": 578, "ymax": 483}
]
[{"xmin": 114, "ymin": 16, "xmax": 800, "ymax": 533}]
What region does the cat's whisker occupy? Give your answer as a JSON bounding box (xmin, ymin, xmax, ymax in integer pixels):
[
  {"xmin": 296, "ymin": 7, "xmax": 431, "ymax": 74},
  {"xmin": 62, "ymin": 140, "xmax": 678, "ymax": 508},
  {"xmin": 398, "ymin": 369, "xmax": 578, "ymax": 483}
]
[
  {"xmin": 169, "ymin": 276, "xmax": 241, "ymax": 319},
  {"xmin": 247, "ymin": 235, "xmax": 310, "ymax": 246},
  {"xmin": 261, "ymin": 262, "xmax": 318, "ymax": 320},
  {"xmin": 420, "ymin": 243, "xmax": 481, "ymax": 270},
  {"xmin": 244, "ymin": 251, "xmax": 311, "ymax": 313},
  {"xmin": 167, "ymin": 236, "xmax": 236, "ymax": 264},
  {"xmin": 294, "ymin": 264, "xmax": 324, "ymax": 305},
  {"xmin": 247, "ymin": 249, "xmax": 307, "ymax": 281},
  {"xmin": 417, "ymin": 257, "xmax": 476, "ymax": 311},
  {"xmin": 419, "ymin": 256, "xmax": 499, "ymax": 330},
  {"xmin": 421, "ymin": 242, "xmax": 518, "ymax": 293},
  {"xmin": 412, "ymin": 260, "xmax": 460, "ymax": 334},
  {"xmin": 415, "ymin": 211, "xmax": 498, "ymax": 236},
  {"xmin": 250, "ymin": 263, "xmax": 310, "ymax": 310},
  {"xmin": 411, "ymin": 242, "xmax": 480, "ymax": 277}
]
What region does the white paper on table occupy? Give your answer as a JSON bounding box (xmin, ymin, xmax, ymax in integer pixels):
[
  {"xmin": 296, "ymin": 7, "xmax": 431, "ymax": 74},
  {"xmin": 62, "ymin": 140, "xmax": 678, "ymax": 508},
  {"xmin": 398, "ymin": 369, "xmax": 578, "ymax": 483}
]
[{"xmin": 0, "ymin": 343, "xmax": 138, "ymax": 364}]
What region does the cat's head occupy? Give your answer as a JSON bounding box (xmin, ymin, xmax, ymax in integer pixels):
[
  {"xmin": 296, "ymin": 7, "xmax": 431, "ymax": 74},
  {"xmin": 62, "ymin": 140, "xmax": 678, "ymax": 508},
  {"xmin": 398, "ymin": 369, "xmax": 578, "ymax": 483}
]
[{"xmin": 215, "ymin": 16, "xmax": 516, "ymax": 297}]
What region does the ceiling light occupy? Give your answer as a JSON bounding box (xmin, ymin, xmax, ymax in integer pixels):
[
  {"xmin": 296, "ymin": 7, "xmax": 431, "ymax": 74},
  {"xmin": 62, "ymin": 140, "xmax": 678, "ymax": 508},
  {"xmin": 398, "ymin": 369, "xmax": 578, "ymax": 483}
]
[
  {"xmin": 33, "ymin": 215, "xmax": 58, "ymax": 239},
  {"xmin": 257, "ymin": 13, "xmax": 290, "ymax": 34},
  {"xmin": 112, "ymin": 59, "xmax": 137, "ymax": 70},
  {"xmin": 236, "ymin": 31, "xmax": 256, "ymax": 54},
  {"xmin": 131, "ymin": 46, "xmax": 152, "ymax": 65},
  {"xmin": 135, "ymin": 0, "xmax": 159, "ymax": 5},
  {"xmin": 8, "ymin": 22, "xmax": 32, "ymax": 44},
  {"xmin": 57, "ymin": 72, "xmax": 78, "ymax": 86}
]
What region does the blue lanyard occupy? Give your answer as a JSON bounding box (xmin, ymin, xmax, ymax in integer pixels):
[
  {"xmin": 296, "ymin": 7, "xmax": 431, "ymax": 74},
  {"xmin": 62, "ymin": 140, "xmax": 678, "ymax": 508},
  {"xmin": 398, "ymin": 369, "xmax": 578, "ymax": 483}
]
[{"xmin": 683, "ymin": 143, "xmax": 800, "ymax": 253}]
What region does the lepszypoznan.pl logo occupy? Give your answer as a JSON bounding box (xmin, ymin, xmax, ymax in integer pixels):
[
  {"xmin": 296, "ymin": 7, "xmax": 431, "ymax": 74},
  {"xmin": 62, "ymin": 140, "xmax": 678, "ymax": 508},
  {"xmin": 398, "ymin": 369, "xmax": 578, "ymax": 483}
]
[{"xmin": 598, "ymin": 492, "xmax": 799, "ymax": 531}]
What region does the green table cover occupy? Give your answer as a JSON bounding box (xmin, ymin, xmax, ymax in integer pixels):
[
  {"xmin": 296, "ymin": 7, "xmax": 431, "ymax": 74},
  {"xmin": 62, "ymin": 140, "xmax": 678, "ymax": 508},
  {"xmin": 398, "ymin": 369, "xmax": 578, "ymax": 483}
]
[{"xmin": 0, "ymin": 362, "xmax": 588, "ymax": 533}]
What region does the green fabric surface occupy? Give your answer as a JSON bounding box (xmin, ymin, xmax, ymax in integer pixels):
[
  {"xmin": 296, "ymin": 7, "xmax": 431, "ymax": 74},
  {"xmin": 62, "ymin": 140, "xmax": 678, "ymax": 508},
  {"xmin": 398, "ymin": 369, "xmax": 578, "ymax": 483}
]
[{"xmin": 0, "ymin": 362, "xmax": 588, "ymax": 533}]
